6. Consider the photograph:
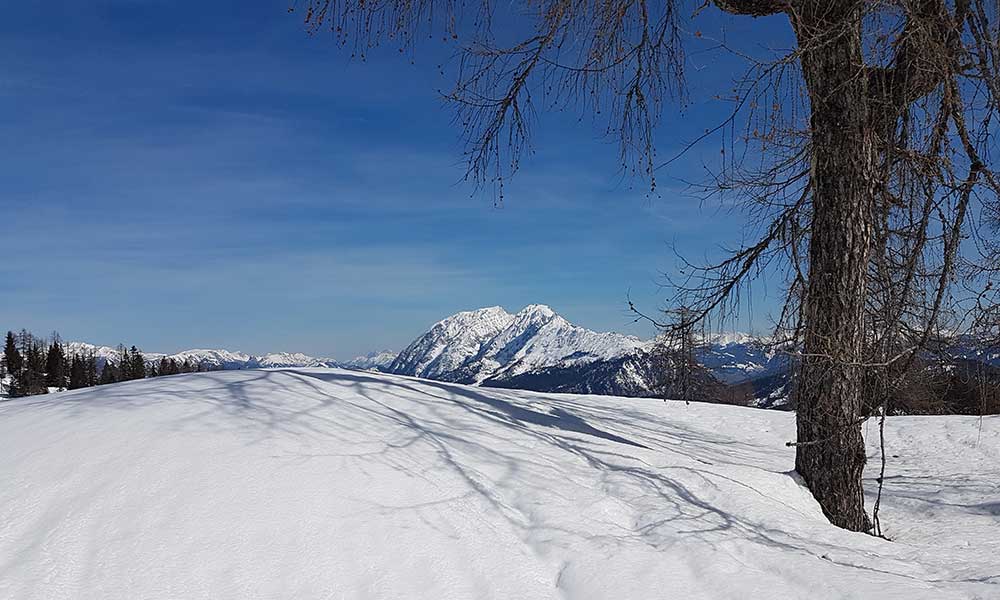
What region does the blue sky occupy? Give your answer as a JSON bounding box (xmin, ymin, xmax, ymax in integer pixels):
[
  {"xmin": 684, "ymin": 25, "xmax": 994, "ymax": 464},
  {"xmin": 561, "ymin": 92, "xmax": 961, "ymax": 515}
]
[{"xmin": 0, "ymin": 1, "xmax": 792, "ymax": 359}]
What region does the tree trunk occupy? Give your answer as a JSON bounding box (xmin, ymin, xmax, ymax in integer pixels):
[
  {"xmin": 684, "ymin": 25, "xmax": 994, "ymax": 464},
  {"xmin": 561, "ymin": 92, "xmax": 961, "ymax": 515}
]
[{"xmin": 792, "ymin": 5, "xmax": 875, "ymax": 532}]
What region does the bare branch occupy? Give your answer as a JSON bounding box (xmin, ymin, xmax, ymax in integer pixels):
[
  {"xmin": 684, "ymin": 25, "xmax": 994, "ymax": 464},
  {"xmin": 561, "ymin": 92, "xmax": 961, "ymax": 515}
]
[{"xmin": 712, "ymin": 0, "xmax": 788, "ymax": 17}]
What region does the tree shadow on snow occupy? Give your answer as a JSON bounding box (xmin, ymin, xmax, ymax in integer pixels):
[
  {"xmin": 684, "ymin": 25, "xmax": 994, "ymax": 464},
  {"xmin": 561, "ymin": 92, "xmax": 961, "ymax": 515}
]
[{"xmin": 9, "ymin": 368, "xmax": 997, "ymax": 592}]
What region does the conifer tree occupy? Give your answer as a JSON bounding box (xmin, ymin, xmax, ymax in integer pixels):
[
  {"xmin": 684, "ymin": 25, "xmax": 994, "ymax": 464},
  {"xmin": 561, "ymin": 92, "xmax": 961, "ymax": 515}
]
[
  {"xmin": 69, "ymin": 354, "xmax": 87, "ymax": 390},
  {"xmin": 84, "ymin": 352, "xmax": 98, "ymax": 387},
  {"xmin": 4, "ymin": 331, "xmax": 23, "ymax": 397},
  {"xmin": 129, "ymin": 346, "xmax": 146, "ymax": 380},
  {"xmin": 117, "ymin": 344, "xmax": 131, "ymax": 380},
  {"xmin": 22, "ymin": 334, "xmax": 48, "ymax": 395},
  {"xmin": 45, "ymin": 337, "xmax": 67, "ymax": 390},
  {"xmin": 99, "ymin": 362, "xmax": 119, "ymax": 385}
]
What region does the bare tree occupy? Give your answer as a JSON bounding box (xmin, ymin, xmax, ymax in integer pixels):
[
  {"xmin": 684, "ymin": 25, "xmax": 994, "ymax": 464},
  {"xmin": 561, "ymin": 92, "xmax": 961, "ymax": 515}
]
[
  {"xmin": 298, "ymin": 0, "xmax": 1000, "ymax": 531},
  {"xmin": 646, "ymin": 306, "xmax": 724, "ymax": 404}
]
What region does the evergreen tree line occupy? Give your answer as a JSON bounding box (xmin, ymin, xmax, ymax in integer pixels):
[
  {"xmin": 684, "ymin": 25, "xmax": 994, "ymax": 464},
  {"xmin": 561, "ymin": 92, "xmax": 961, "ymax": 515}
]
[{"xmin": 1, "ymin": 330, "xmax": 216, "ymax": 399}]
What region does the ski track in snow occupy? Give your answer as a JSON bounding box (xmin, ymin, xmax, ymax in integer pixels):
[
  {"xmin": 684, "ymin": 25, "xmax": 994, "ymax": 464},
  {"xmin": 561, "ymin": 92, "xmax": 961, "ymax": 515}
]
[{"xmin": 0, "ymin": 368, "xmax": 997, "ymax": 599}]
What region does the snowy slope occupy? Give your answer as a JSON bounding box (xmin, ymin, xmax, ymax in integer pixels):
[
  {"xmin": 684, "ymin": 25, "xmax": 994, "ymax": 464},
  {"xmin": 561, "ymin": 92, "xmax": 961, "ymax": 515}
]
[{"xmin": 0, "ymin": 369, "xmax": 996, "ymax": 599}]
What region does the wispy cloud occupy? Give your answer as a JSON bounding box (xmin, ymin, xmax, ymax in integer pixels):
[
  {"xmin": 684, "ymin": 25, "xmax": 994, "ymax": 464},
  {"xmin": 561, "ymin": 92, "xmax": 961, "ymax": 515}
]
[{"xmin": 0, "ymin": 0, "xmax": 776, "ymax": 357}]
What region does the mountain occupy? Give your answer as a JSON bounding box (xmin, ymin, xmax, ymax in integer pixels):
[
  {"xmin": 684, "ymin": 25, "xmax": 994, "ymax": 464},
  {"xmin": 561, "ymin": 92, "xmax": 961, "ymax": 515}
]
[
  {"xmin": 389, "ymin": 306, "xmax": 517, "ymax": 380},
  {"xmin": 60, "ymin": 308, "xmax": 790, "ymax": 406},
  {"xmin": 342, "ymin": 350, "xmax": 398, "ymax": 371},
  {"xmin": 388, "ymin": 305, "xmax": 652, "ymax": 389},
  {"xmin": 482, "ymin": 348, "xmax": 664, "ymax": 397},
  {"xmin": 696, "ymin": 333, "xmax": 788, "ymax": 384},
  {"xmin": 165, "ymin": 348, "xmax": 257, "ymax": 369},
  {"xmin": 63, "ymin": 342, "xmax": 166, "ymax": 368},
  {"xmin": 385, "ymin": 304, "xmax": 797, "ymax": 407},
  {"xmin": 938, "ymin": 334, "xmax": 1000, "ymax": 367},
  {"xmin": 63, "ymin": 342, "xmax": 336, "ymax": 371},
  {"xmin": 693, "ymin": 335, "xmax": 793, "ymax": 408},
  {"xmin": 58, "ymin": 309, "xmax": 1000, "ymax": 411},
  {"xmin": 256, "ymin": 352, "xmax": 332, "ymax": 368}
]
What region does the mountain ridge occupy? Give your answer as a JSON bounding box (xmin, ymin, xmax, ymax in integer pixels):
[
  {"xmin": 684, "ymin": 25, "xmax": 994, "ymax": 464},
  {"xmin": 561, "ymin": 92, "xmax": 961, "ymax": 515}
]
[
  {"xmin": 62, "ymin": 306, "xmax": 788, "ymax": 405},
  {"xmin": 62, "ymin": 342, "xmax": 339, "ymax": 371},
  {"xmin": 54, "ymin": 306, "xmax": 1000, "ymax": 412},
  {"xmin": 388, "ymin": 304, "xmax": 653, "ymax": 388}
]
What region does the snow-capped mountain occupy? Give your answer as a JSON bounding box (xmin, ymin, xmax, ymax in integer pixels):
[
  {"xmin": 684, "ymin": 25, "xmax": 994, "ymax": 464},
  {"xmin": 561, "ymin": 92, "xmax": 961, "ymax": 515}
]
[
  {"xmin": 385, "ymin": 304, "xmax": 799, "ymax": 406},
  {"xmin": 693, "ymin": 336, "xmax": 792, "ymax": 408},
  {"xmin": 58, "ymin": 312, "xmax": 1000, "ymax": 411},
  {"xmin": 256, "ymin": 352, "xmax": 332, "ymax": 368},
  {"xmin": 695, "ymin": 335, "xmax": 790, "ymax": 384},
  {"xmin": 63, "ymin": 342, "xmax": 167, "ymax": 368},
  {"xmin": 389, "ymin": 306, "xmax": 516, "ymax": 380},
  {"xmin": 166, "ymin": 348, "xmax": 256, "ymax": 369},
  {"xmin": 342, "ymin": 350, "xmax": 398, "ymax": 371},
  {"xmin": 62, "ymin": 307, "xmax": 794, "ymax": 406},
  {"xmin": 389, "ymin": 305, "xmax": 652, "ymax": 387},
  {"xmin": 938, "ymin": 334, "xmax": 1000, "ymax": 367},
  {"xmin": 62, "ymin": 342, "xmax": 335, "ymax": 371},
  {"xmin": 483, "ymin": 348, "xmax": 666, "ymax": 397}
]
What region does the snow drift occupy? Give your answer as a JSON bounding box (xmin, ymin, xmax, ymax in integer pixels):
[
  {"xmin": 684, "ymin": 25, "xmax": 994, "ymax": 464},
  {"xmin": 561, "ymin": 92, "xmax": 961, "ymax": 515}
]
[{"xmin": 0, "ymin": 369, "xmax": 996, "ymax": 599}]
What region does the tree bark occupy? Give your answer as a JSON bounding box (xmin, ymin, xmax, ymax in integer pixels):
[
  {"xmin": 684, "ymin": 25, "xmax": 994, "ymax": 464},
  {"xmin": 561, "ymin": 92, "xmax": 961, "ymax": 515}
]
[{"xmin": 791, "ymin": 3, "xmax": 875, "ymax": 532}]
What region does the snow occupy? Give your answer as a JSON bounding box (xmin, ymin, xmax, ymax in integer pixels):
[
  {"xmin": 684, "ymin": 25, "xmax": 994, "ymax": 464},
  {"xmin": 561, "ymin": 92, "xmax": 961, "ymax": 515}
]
[
  {"xmin": 342, "ymin": 350, "xmax": 398, "ymax": 371},
  {"xmin": 0, "ymin": 368, "xmax": 997, "ymax": 599},
  {"xmin": 489, "ymin": 311, "xmax": 651, "ymax": 378},
  {"xmin": 57, "ymin": 311, "xmax": 787, "ymax": 400},
  {"xmin": 63, "ymin": 341, "xmax": 167, "ymax": 365},
  {"xmin": 255, "ymin": 352, "xmax": 329, "ymax": 368},
  {"xmin": 700, "ymin": 331, "xmax": 758, "ymax": 347},
  {"xmin": 390, "ymin": 306, "xmax": 516, "ymax": 378},
  {"xmin": 385, "ymin": 305, "xmax": 793, "ymax": 399},
  {"xmin": 390, "ymin": 304, "xmax": 651, "ymax": 384},
  {"xmin": 62, "ymin": 342, "xmax": 334, "ymax": 370},
  {"xmin": 168, "ymin": 348, "xmax": 255, "ymax": 368}
]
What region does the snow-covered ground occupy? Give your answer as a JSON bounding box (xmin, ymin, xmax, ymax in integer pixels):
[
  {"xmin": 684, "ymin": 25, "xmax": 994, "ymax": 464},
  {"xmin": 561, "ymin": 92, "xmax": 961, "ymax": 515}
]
[{"xmin": 0, "ymin": 369, "xmax": 996, "ymax": 599}]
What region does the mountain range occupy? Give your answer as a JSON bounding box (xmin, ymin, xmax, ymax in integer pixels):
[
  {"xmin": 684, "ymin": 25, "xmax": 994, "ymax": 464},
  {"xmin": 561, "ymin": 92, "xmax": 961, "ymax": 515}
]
[
  {"xmin": 68, "ymin": 304, "xmax": 1000, "ymax": 411},
  {"xmin": 383, "ymin": 305, "xmax": 793, "ymax": 406},
  {"xmin": 63, "ymin": 342, "xmax": 343, "ymax": 371},
  {"xmin": 64, "ymin": 305, "xmax": 795, "ymax": 407}
]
